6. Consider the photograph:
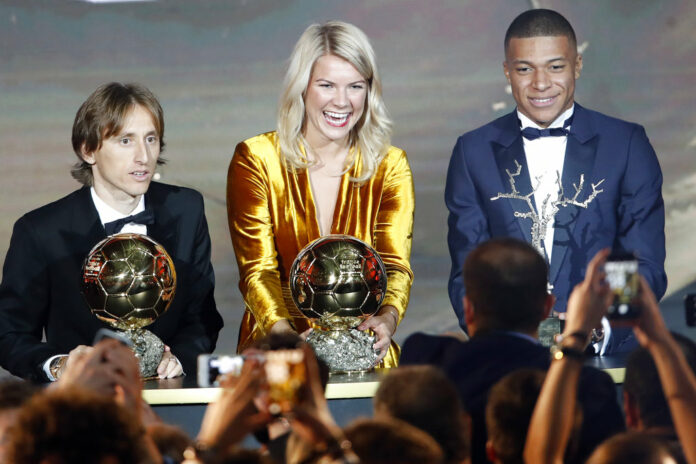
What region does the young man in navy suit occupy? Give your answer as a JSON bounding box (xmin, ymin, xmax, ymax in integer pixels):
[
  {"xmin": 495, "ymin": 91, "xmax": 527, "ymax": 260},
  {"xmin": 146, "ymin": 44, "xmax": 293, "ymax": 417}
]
[
  {"xmin": 445, "ymin": 9, "xmax": 666, "ymax": 352},
  {"xmin": 0, "ymin": 83, "xmax": 223, "ymax": 382}
]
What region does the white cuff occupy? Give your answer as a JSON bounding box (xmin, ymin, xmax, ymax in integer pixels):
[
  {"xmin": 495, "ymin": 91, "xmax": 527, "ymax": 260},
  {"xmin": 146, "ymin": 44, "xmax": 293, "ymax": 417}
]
[{"xmin": 43, "ymin": 354, "xmax": 67, "ymax": 382}]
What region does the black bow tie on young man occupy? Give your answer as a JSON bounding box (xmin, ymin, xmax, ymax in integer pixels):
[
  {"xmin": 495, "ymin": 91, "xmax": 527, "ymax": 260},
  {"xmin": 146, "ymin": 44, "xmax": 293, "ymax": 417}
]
[
  {"xmin": 520, "ymin": 114, "xmax": 574, "ymax": 141},
  {"xmin": 103, "ymin": 209, "xmax": 155, "ymax": 236}
]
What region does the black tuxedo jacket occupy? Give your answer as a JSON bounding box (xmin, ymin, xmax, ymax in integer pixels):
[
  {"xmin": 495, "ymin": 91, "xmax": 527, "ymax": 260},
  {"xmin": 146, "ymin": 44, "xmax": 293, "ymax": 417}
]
[
  {"xmin": 401, "ymin": 331, "xmax": 625, "ymax": 464},
  {"xmin": 0, "ymin": 183, "xmax": 223, "ymax": 381}
]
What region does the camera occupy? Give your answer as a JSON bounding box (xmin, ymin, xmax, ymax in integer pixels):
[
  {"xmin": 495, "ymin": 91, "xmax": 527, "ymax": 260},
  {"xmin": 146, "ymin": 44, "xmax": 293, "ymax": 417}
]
[
  {"xmin": 605, "ymin": 250, "xmax": 640, "ymax": 320},
  {"xmin": 197, "ymin": 354, "xmax": 247, "ymax": 387}
]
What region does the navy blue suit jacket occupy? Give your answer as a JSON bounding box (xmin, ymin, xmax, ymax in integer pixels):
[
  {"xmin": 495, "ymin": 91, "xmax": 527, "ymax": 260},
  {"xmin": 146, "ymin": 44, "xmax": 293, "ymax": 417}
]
[
  {"xmin": 0, "ymin": 183, "xmax": 224, "ymax": 381},
  {"xmin": 401, "ymin": 331, "xmax": 625, "ymax": 464},
  {"xmin": 445, "ymin": 104, "xmax": 666, "ymax": 329}
]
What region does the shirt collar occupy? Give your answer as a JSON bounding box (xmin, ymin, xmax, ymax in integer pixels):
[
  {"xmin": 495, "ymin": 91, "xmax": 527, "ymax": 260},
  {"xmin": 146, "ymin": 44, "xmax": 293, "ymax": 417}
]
[
  {"xmin": 90, "ymin": 188, "xmax": 146, "ymax": 225},
  {"xmin": 518, "ymin": 104, "xmax": 575, "ymax": 130},
  {"xmin": 499, "ymin": 330, "xmax": 541, "ymax": 345}
]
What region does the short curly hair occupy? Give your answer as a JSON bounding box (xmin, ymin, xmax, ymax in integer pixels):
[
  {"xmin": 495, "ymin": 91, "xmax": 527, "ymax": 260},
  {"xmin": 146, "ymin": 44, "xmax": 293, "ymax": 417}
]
[{"xmin": 504, "ymin": 9, "xmax": 577, "ymax": 53}]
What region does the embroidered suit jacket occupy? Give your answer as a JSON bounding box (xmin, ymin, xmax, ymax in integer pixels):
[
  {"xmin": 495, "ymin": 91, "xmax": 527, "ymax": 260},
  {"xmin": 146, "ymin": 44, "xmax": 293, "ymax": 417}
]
[{"xmin": 445, "ymin": 104, "xmax": 666, "ymax": 333}]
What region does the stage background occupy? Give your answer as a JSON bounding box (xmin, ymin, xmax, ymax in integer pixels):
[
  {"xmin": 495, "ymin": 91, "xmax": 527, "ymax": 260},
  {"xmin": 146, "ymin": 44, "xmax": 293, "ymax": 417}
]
[{"xmin": 1, "ymin": 0, "xmax": 695, "ymax": 377}]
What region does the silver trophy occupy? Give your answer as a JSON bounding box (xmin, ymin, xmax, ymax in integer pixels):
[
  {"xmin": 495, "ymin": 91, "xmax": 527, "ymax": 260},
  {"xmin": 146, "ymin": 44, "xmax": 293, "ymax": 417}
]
[{"xmin": 491, "ymin": 160, "xmax": 604, "ymax": 345}]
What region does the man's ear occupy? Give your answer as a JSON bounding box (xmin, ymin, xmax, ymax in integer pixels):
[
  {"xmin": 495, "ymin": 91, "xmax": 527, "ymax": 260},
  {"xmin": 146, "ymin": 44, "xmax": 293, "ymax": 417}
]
[
  {"xmin": 464, "ymin": 296, "xmax": 476, "ymax": 334},
  {"xmin": 574, "ymin": 53, "xmax": 583, "ymax": 79},
  {"xmin": 503, "ymin": 60, "xmax": 511, "ymax": 83},
  {"xmin": 80, "ymin": 144, "xmax": 95, "ymax": 165}
]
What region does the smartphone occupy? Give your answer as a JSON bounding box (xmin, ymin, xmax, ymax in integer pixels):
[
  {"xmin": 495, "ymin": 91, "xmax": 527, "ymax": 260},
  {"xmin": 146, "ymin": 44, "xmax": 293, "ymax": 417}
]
[
  {"xmin": 605, "ymin": 251, "xmax": 640, "ymax": 320},
  {"xmin": 93, "ymin": 327, "xmax": 134, "ymax": 348},
  {"xmin": 264, "ymin": 349, "xmax": 306, "ymax": 414},
  {"xmin": 197, "ymin": 354, "xmax": 246, "ymax": 387},
  {"xmin": 685, "ymin": 294, "xmax": 696, "ymax": 327}
]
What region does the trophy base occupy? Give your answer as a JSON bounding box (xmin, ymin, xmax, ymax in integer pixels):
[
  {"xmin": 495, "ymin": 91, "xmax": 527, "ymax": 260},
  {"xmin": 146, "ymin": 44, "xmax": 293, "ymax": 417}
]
[
  {"xmin": 306, "ymin": 328, "xmax": 378, "ymax": 373},
  {"xmin": 125, "ymin": 328, "xmax": 164, "ymax": 377}
]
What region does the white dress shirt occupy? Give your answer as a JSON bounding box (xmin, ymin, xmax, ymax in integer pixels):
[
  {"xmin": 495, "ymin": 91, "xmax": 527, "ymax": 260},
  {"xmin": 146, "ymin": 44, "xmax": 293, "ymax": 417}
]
[
  {"xmin": 90, "ymin": 188, "xmax": 148, "ymax": 235},
  {"xmin": 519, "ymin": 105, "xmax": 574, "ymax": 263},
  {"xmin": 519, "ymin": 106, "xmax": 613, "ymax": 353}
]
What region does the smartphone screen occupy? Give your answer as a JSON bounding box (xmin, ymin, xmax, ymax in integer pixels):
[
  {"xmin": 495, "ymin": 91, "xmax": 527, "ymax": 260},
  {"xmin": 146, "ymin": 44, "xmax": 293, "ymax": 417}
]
[
  {"xmin": 264, "ymin": 349, "xmax": 306, "ymax": 414},
  {"xmin": 197, "ymin": 354, "xmax": 244, "ymax": 387},
  {"xmin": 605, "ymin": 252, "xmax": 640, "ymax": 319}
]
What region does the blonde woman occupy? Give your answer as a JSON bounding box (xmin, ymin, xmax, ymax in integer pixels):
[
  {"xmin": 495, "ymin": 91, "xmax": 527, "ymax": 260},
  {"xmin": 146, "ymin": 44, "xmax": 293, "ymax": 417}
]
[{"xmin": 227, "ymin": 21, "xmax": 414, "ymax": 367}]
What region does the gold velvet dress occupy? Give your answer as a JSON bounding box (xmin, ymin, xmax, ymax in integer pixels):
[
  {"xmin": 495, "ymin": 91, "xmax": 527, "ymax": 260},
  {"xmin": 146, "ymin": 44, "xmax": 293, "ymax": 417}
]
[{"xmin": 227, "ymin": 131, "xmax": 414, "ymax": 367}]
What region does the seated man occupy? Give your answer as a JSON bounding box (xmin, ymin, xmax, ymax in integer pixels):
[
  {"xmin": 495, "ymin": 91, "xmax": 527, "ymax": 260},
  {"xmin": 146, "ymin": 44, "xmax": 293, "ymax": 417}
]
[
  {"xmin": 401, "ymin": 237, "xmax": 624, "ymax": 463},
  {"xmin": 0, "ymin": 82, "xmax": 223, "ymax": 382}
]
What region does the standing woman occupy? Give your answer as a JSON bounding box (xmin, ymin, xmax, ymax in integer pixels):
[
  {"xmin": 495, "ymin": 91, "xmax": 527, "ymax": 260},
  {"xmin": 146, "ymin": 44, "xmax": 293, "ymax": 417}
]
[{"xmin": 227, "ymin": 21, "xmax": 414, "ymax": 367}]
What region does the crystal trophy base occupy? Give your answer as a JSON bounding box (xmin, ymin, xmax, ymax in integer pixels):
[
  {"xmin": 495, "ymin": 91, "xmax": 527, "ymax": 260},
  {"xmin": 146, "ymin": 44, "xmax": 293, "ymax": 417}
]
[
  {"xmin": 306, "ymin": 328, "xmax": 378, "ymax": 373},
  {"xmin": 125, "ymin": 328, "xmax": 164, "ymax": 377}
]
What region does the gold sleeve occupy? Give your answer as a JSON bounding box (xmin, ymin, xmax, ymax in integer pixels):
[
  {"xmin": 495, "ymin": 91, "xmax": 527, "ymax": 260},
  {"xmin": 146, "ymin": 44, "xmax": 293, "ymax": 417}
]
[
  {"xmin": 375, "ymin": 149, "xmax": 415, "ymax": 324},
  {"xmin": 226, "ymin": 141, "xmax": 290, "ymax": 333}
]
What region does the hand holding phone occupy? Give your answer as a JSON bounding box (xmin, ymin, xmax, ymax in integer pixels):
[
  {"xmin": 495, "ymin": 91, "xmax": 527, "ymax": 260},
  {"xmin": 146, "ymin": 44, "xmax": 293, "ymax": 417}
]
[{"xmin": 605, "ymin": 251, "xmax": 640, "ymax": 320}]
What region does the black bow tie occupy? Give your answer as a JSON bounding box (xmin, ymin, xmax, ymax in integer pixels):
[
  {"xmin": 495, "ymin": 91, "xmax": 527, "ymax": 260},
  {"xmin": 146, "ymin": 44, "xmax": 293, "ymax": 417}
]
[
  {"xmin": 521, "ymin": 114, "xmax": 574, "ymax": 141},
  {"xmin": 103, "ymin": 209, "xmax": 155, "ymax": 236}
]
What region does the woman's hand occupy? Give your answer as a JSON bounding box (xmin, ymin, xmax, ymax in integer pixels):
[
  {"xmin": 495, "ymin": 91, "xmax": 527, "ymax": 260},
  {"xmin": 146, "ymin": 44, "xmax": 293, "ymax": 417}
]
[
  {"xmin": 270, "ymin": 319, "xmax": 296, "ymax": 335},
  {"xmin": 357, "ymin": 305, "xmax": 399, "ymax": 363}
]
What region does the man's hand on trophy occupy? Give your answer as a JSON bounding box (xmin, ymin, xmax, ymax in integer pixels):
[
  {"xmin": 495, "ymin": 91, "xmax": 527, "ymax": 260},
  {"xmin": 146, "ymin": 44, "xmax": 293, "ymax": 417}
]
[
  {"xmin": 358, "ymin": 305, "xmax": 398, "ymax": 363},
  {"xmin": 157, "ymin": 345, "xmax": 183, "ymax": 379}
]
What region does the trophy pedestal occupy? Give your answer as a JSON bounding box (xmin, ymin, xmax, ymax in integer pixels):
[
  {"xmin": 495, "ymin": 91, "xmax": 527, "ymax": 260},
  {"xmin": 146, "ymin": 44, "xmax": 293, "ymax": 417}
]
[
  {"xmin": 306, "ymin": 328, "xmax": 378, "ymax": 373},
  {"xmin": 126, "ymin": 328, "xmax": 165, "ymax": 377}
]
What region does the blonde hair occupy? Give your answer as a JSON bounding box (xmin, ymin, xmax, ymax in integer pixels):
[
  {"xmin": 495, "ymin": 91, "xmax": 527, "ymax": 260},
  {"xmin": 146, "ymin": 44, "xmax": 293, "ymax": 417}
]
[{"xmin": 277, "ymin": 21, "xmax": 392, "ymax": 182}]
